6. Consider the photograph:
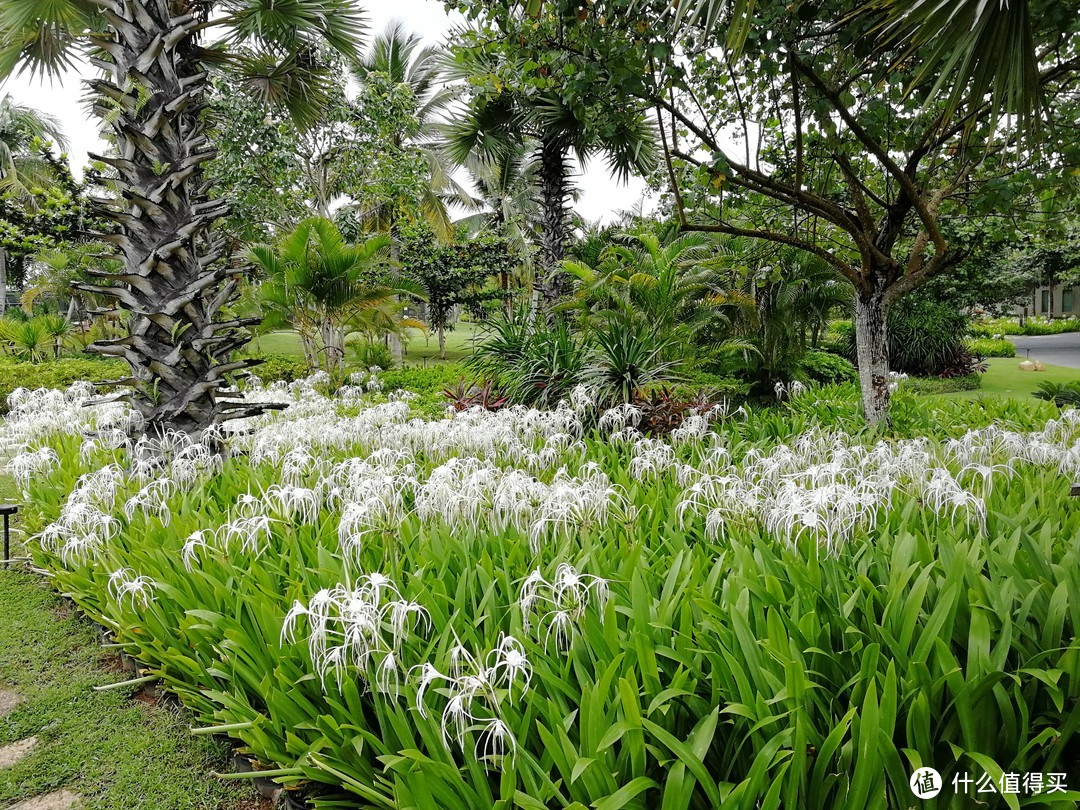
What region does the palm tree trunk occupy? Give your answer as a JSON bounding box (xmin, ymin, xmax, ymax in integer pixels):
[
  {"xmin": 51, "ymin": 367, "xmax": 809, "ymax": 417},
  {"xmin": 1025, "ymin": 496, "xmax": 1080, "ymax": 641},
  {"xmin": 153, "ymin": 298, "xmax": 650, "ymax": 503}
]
[
  {"xmin": 536, "ymin": 135, "xmax": 573, "ymax": 322},
  {"xmin": 74, "ymin": 0, "xmax": 276, "ymax": 436}
]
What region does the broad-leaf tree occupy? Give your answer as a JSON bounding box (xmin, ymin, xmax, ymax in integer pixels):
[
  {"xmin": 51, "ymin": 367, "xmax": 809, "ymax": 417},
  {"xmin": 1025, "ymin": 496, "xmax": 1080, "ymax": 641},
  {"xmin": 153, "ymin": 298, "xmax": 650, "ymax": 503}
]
[
  {"xmin": 0, "ymin": 0, "xmax": 367, "ymax": 435},
  {"xmin": 450, "ymin": 0, "xmax": 1080, "ymax": 423}
]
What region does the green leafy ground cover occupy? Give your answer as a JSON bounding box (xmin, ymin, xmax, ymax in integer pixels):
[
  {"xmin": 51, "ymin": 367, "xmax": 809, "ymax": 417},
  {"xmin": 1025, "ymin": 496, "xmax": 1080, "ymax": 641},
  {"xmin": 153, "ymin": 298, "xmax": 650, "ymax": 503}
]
[{"xmin": 7, "ymin": 380, "xmax": 1080, "ymax": 809}]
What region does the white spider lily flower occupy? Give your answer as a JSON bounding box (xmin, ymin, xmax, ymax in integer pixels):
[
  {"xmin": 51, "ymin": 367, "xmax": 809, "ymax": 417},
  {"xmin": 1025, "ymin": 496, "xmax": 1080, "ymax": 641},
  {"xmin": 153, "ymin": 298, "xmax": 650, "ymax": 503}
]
[
  {"xmin": 106, "ymin": 568, "xmax": 156, "ymax": 608},
  {"xmin": 283, "ymin": 575, "xmax": 425, "ymax": 691},
  {"xmin": 7, "ymin": 446, "xmax": 59, "ymax": 491},
  {"xmin": 181, "ymin": 529, "xmax": 215, "ymax": 571},
  {"xmin": 475, "ymin": 718, "xmax": 516, "ymax": 762},
  {"xmin": 219, "ymin": 515, "xmax": 274, "ymax": 555}
]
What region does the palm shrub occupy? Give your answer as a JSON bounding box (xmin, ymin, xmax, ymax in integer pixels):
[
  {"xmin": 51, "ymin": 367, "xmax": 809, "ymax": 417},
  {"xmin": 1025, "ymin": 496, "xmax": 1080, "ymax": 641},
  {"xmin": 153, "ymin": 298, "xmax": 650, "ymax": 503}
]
[
  {"xmin": 248, "ymin": 219, "xmax": 416, "ymax": 377},
  {"xmin": 0, "ymin": 317, "xmax": 49, "ymax": 362},
  {"xmin": 585, "ymin": 317, "xmax": 678, "ymax": 407},
  {"xmin": 1033, "ymin": 380, "xmax": 1080, "ymax": 407}
]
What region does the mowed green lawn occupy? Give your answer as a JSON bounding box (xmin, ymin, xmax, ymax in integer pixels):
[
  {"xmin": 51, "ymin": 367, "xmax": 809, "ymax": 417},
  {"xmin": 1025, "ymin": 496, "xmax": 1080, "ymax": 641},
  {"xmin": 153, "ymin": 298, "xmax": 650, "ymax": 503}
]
[
  {"xmin": 934, "ymin": 357, "xmax": 1080, "ymax": 400},
  {"xmin": 246, "ymin": 322, "xmax": 484, "ymax": 365}
]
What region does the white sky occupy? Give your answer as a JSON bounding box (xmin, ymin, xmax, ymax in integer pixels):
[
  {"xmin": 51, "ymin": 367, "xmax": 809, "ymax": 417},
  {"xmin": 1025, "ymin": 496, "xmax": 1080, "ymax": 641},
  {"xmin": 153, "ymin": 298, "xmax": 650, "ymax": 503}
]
[{"xmin": 0, "ymin": 0, "xmax": 649, "ymax": 225}]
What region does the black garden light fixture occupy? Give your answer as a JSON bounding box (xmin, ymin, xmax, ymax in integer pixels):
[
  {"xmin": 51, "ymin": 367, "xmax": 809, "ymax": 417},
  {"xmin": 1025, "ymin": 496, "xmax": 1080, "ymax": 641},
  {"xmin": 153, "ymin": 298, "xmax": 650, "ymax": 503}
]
[{"xmin": 0, "ymin": 503, "xmax": 17, "ymax": 563}]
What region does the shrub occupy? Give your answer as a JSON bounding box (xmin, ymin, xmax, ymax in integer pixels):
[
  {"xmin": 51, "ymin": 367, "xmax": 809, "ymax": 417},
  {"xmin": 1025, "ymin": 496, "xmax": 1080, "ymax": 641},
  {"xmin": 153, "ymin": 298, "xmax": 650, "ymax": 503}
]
[
  {"xmin": 644, "ymin": 373, "xmax": 750, "ymax": 403},
  {"xmin": 350, "ymin": 341, "xmax": 395, "ymax": 371},
  {"xmin": 585, "ymin": 318, "xmax": 677, "ymax": 407},
  {"xmin": 442, "ymin": 380, "xmax": 508, "ymax": 412},
  {"xmin": 467, "ymin": 314, "xmax": 590, "ymax": 408},
  {"xmin": 966, "ymin": 338, "xmax": 1015, "ymax": 358},
  {"xmin": 971, "ymin": 316, "xmax": 1080, "ymax": 336},
  {"xmin": 379, "ymin": 363, "xmax": 467, "ymax": 394},
  {"xmin": 799, "ymin": 350, "xmax": 857, "ymax": 384},
  {"xmin": 0, "ymin": 356, "xmax": 126, "ymax": 413},
  {"xmin": 841, "ymin": 299, "xmax": 970, "ymax": 377},
  {"xmin": 1033, "ymin": 380, "xmax": 1080, "ymax": 407},
  {"xmin": 245, "ymin": 354, "xmax": 310, "ymax": 384}
]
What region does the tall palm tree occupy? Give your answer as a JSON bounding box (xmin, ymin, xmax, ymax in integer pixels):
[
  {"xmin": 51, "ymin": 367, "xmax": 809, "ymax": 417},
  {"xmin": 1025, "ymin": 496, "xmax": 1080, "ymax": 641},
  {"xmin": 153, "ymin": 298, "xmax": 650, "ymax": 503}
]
[
  {"xmin": 444, "ymin": 45, "xmax": 659, "ymax": 318},
  {"xmin": 344, "ymin": 21, "xmax": 472, "ymax": 360},
  {"xmin": 0, "ymin": 0, "xmax": 366, "ymax": 436}
]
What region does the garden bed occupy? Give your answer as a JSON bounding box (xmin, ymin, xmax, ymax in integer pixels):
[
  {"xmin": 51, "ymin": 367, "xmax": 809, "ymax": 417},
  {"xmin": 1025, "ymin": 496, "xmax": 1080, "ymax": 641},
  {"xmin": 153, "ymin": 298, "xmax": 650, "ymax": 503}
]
[{"xmin": 7, "ymin": 379, "xmax": 1080, "ymax": 808}]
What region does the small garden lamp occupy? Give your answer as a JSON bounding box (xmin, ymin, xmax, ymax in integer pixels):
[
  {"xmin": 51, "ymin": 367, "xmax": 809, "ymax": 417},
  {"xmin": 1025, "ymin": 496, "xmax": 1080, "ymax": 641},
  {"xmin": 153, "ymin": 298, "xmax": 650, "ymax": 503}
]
[{"xmin": 0, "ymin": 503, "xmax": 17, "ymax": 563}]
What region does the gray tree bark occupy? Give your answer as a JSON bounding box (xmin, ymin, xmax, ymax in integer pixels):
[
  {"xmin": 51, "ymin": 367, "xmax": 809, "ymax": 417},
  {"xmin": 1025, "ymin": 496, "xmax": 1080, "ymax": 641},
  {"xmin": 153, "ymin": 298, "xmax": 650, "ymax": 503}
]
[{"xmin": 854, "ymin": 280, "xmax": 891, "ymax": 426}]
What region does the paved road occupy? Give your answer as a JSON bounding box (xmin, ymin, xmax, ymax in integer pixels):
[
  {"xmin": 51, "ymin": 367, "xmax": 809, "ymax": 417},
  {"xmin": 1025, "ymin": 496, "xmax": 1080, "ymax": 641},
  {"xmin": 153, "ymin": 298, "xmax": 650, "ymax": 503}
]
[{"xmin": 1010, "ymin": 333, "xmax": 1080, "ymax": 369}]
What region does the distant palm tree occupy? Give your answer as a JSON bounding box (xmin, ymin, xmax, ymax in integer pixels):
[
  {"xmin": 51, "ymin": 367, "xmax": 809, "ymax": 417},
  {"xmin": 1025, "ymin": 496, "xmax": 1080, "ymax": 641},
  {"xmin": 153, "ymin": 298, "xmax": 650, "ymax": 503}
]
[
  {"xmin": 0, "ymin": 96, "xmax": 70, "ymax": 317},
  {"xmin": 0, "ymin": 95, "xmax": 68, "ymax": 202},
  {"xmin": 444, "ymin": 44, "xmax": 659, "ymax": 317},
  {"xmin": 345, "ymin": 21, "xmax": 470, "ymax": 239},
  {"xmin": 247, "ymin": 218, "xmax": 422, "ymax": 376},
  {"xmin": 0, "ymin": 0, "xmax": 367, "ymax": 435}
]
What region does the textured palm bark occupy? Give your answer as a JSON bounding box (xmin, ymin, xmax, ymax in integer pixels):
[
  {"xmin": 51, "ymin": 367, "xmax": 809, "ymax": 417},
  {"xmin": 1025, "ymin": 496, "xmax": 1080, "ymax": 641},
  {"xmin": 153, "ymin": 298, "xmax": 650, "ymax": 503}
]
[
  {"xmin": 535, "ymin": 136, "xmax": 572, "ymax": 320},
  {"xmin": 76, "ymin": 0, "xmax": 279, "ymax": 436}
]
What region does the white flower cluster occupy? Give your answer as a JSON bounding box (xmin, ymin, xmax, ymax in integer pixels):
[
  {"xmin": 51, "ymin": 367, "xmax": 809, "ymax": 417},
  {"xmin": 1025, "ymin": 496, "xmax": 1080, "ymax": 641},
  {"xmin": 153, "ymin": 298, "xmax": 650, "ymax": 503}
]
[
  {"xmin": 675, "ymin": 411, "xmax": 1080, "ymax": 551},
  {"xmin": 414, "ymin": 635, "xmax": 531, "ymax": 764},
  {"xmin": 282, "ymin": 573, "xmax": 428, "ymax": 691},
  {"xmin": 107, "ymin": 567, "xmax": 156, "ymax": 608},
  {"xmin": 519, "ymin": 563, "xmax": 610, "ymax": 649},
  {"xmin": 414, "ymin": 458, "xmax": 617, "ymax": 551}
]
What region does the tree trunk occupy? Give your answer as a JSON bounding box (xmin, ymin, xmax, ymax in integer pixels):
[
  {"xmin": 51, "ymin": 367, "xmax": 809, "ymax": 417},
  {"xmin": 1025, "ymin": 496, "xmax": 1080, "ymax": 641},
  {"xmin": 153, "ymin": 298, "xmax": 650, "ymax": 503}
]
[
  {"xmin": 0, "ymin": 248, "xmax": 7, "ymax": 317},
  {"xmin": 438, "ymin": 326, "xmax": 446, "ymax": 360},
  {"xmin": 854, "ymin": 282, "xmax": 891, "ymax": 426},
  {"xmin": 74, "ymin": 0, "xmax": 277, "ymax": 437},
  {"xmin": 390, "ymin": 233, "xmax": 403, "ymax": 362},
  {"xmin": 536, "ymin": 135, "xmax": 573, "ymax": 322}
]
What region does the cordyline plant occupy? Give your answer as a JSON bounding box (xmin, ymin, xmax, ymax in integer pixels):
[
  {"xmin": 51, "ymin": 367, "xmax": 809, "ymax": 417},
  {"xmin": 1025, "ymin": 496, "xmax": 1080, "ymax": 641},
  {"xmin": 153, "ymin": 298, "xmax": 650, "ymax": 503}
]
[{"xmin": 0, "ymin": 0, "xmax": 367, "ymax": 436}]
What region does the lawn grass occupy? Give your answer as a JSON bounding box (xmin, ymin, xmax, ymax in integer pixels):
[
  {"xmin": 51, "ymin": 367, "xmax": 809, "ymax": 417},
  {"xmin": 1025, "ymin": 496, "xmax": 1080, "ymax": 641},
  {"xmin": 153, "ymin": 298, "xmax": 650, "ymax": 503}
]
[
  {"xmin": 245, "ymin": 322, "xmax": 483, "ymax": 366},
  {"xmin": 0, "ymin": 479, "xmax": 254, "ymax": 809},
  {"xmin": 931, "ymin": 357, "xmax": 1080, "ymax": 401}
]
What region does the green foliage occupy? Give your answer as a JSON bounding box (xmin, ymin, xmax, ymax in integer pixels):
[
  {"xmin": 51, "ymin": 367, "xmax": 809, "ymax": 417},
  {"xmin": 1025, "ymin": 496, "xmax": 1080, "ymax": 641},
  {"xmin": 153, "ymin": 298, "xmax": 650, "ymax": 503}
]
[
  {"xmin": 0, "ymin": 356, "xmax": 124, "ymax": 413},
  {"xmin": 587, "ymin": 319, "xmax": 677, "ymax": 406},
  {"xmin": 378, "ymin": 363, "xmax": 468, "ymax": 394},
  {"xmin": 246, "ymin": 354, "xmax": 309, "ymax": 385},
  {"xmin": 972, "ymin": 317, "xmax": 1080, "ymax": 336},
  {"xmin": 966, "ymin": 338, "xmax": 1016, "ymax": 358},
  {"xmin": 800, "ymin": 349, "xmax": 858, "ymax": 385},
  {"xmin": 1033, "ymin": 380, "xmax": 1080, "ymax": 407},
  {"xmin": 900, "ymin": 374, "xmax": 983, "ymax": 394}
]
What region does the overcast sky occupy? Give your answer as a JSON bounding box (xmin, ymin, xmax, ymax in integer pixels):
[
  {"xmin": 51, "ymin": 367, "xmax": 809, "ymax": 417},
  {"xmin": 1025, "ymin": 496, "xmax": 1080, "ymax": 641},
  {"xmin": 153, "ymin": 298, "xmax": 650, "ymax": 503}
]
[{"xmin": 0, "ymin": 0, "xmax": 650, "ymax": 225}]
